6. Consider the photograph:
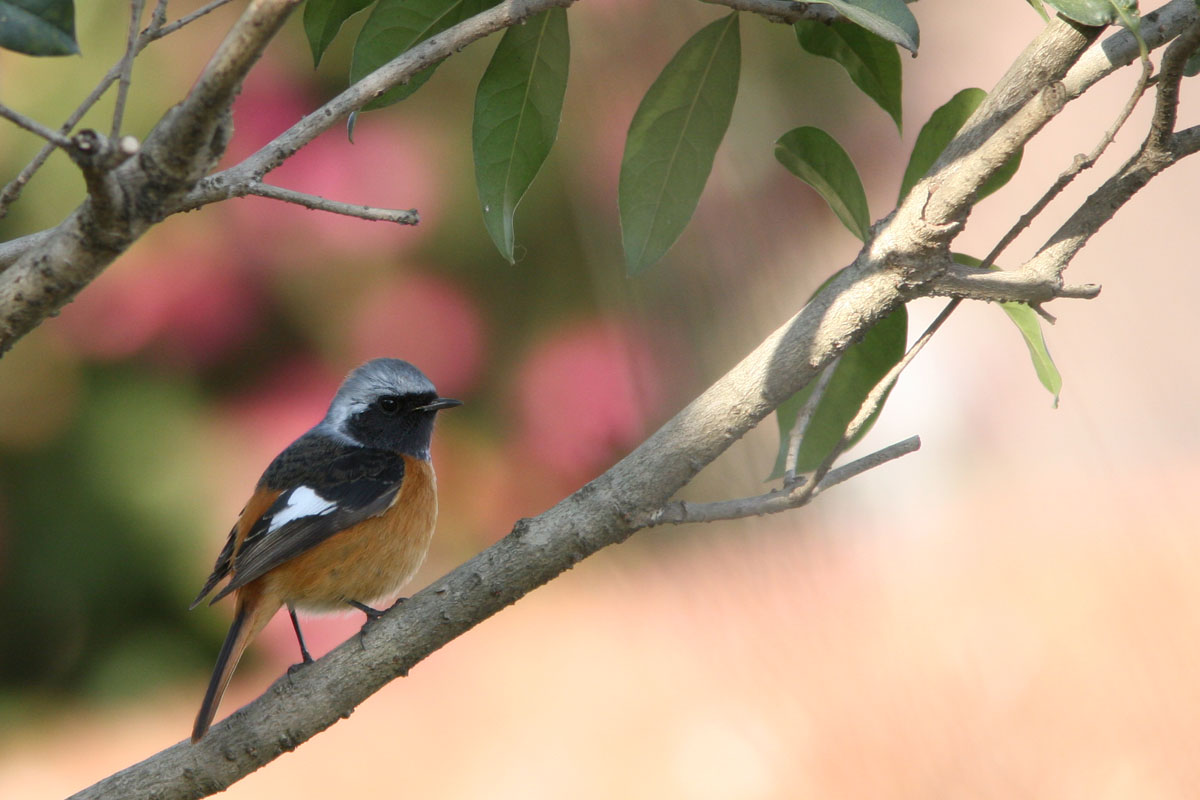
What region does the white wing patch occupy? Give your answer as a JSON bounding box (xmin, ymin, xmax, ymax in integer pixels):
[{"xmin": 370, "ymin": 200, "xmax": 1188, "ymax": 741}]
[{"xmin": 267, "ymin": 486, "xmax": 336, "ymax": 533}]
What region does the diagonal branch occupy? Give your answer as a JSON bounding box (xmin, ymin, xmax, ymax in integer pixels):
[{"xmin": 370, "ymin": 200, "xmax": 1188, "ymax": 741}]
[
  {"xmin": 1024, "ymin": 15, "xmax": 1200, "ymax": 285},
  {"xmin": 642, "ymin": 435, "xmax": 921, "ymax": 527},
  {"xmin": 0, "ymin": 0, "xmax": 302, "ymax": 356},
  {"xmin": 180, "ymin": 0, "xmax": 580, "ymax": 213},
  {"xmin": 243, "ymin": 182, "xmax": 420, "ymax": 225},
  {"xmin": 64, "ymin": 9, "xmax": 1200, "ymax": 799},
  {"xmin": 0, "ymin": 0, "xmax": 238, "ymax": 218}
]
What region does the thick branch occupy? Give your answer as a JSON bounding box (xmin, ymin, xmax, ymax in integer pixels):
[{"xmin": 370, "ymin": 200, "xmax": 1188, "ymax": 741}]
[{"xmin": 0, "ymin": 0, "xmax": 301, "ymax": 355}]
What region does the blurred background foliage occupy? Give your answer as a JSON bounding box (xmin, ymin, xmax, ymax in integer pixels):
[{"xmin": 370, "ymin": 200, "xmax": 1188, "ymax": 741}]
[{"xmin": 0, "ymin": 0, "xmax": 873, "ymax": 715}]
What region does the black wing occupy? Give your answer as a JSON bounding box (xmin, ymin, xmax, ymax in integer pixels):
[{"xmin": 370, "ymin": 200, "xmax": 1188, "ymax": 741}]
[{"xmin": 211, "ymin": 432, "xmax": 405, "ymax": 601}]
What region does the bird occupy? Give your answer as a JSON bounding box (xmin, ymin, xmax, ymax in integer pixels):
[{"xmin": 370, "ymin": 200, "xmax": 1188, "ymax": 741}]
[{"xmin": 189, "ymin": 358, "xmax": 461, "ymax": 742}]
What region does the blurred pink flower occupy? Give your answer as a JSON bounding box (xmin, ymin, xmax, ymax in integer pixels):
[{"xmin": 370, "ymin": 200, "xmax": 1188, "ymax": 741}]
[
  {"xmin": 349, "ymin": 273, "xmax": 486, "ymax": 398},
  {"xmin": 52, "ymin": 243, "xmax": 260, "ymax": 367},
  {"xmin": 512, "ymin": 318, "xmax": 666, "ymax": 482},
  {"xmin": 223, "ymin": 72, "xmax": 446, "ymax": 265},
  {"xmin": 222, "ymin": 357, "xmax": 344, "ymax": 467}
]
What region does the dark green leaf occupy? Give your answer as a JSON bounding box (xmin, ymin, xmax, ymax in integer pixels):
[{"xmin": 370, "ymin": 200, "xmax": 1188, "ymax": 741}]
[
  {"xmin": 350, "ymin": 0, "xmax": 491, "ymax": 110},
  {"xmin": 899, "ymin": 87, "xmax": 1022, "ymax": 205},
  {"xmin": 473, "ymin": 9, "xmax": 569, "ymax": 263},
  {"xmin": 953, "ymin": 254, "xmax": 1062, "ymax": 405},
  {"xmin": 770, "ymin": 300, "xmax": 907, "ymax": 479},
  {"xmin": 775, "ymin": 126, "xmax": 870, "ymax": 242},
  {"xmin": 0, "ymin": 0, "xmax": 78, "ymax": 56},
  {"xmin": 619, "ymin": 14, "xmax": 740, "ymax": 275},
  {"xmin": 794, "ymin": 19, "xmax": 902, "ymax": 131},
  {"xmin": 304, "ymin": 0, "xmax": 375, "ymax": 67},
  {"xmin": 1043, "ymin": 0, "xmax": 1136, "ymax": 27},
  {"xmin": 809, "ymin": 0, "xmax": 919, "ymax": 53},
  {"xmin": 1185, "ymin": 49, "xmax": 1200, "ymax": 78}
]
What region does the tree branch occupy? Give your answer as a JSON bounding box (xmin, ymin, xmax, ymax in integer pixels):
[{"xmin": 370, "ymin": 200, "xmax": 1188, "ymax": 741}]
[
  {"xmin": 0, "ymin": 0, "xmax": 302, "ymax": 356},
  {"xmin": 642, "ymin": 435, "xmax": 921, "ymax": 527},
  {"xmin": 979, "ymin": 55, "xmax": 1153, "ymax": 271},
  {"xmin": 62, "ymin": 7, "xmax": 1200, "ymax": 798},
  {"xmin": 1024, "ymin": 15, "xmax": 1200, "ymax": 285},
  {"xmin": 241, "ymin": 182, "xmax": 420, "ymax": 224},
  {"xmin": 0, "ymin": 103, "xmax": 73, "ymax": 148},
  {"xmin": 0, "ymin": 0, "xmax": 238, "ymax": 218},
  {"xmin": 927, "ymin": 258, "xmax": 1102, "ymax": 304},
  {"xmin": 110, "ymin": 0, "xmax": 148, "ymax": 139},
  {"xmin": 181, "ymin": 0, "xmax": 580, "ymax": 213}
]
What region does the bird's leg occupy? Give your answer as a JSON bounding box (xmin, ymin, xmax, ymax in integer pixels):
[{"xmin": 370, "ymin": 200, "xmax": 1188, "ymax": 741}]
[
  {"xmin": 287, "ymin": 604, "xmax": 314, "ymax": 670},
  {"xmin": 347, "ymin": 599, "xmax": 385, "ymax": 620}
]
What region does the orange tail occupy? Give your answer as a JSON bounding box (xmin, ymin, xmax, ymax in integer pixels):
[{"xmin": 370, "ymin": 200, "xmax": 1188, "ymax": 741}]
[{"xmin": 192, "ymin": 589, "xmax": 277, "ymax": 742}]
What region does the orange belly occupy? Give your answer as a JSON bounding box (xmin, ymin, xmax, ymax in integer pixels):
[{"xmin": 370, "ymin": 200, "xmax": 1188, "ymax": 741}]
[{"xmin": 261, "ymin": 456, "xmax": 438, "ymax": 610}]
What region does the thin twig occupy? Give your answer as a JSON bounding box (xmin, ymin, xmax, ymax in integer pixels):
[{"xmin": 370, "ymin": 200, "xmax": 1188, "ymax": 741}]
[
  {"xmin": 111, "ymin": 0, "xmax": 147, "ymax": 139},
  {"xmin": 980, "ymin": 56, "xmax": 1154, "ymax": 270},
  {"xmin": 795, "ymin": 299, "xmax": 958, "ymax": 505},
  {"xmin": 1024, "ymin": 17, "xmax": 1200, "ymax": 284},
  {"xmin": 148, "ymin": 0, "xmax": 236, "ymax": 39},
  {"xmin": 0, "ymin": 104, "xmax": 73, "ymax": 148},
  {"xmin": 0, "ymin": 0, "xmax": 236, "ymax": 218},
  {"xmin": 643, "ymin": 436, "xmax": 921, "ymax": 527},
  {"xmin": 784, "ymin": 353, "xmax": 840, "ymax": 483},
  {"xmin": 183, "ymin": 0, "xmax": 581, "ymax": 208},
  {"xmin": 244, "ymin": 183, "xmax": 420, "ymax": 225}
]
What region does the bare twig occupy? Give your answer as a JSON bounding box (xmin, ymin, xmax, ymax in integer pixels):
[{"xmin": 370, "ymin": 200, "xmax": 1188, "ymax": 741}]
[
  {"xmin": 0, "ymin": 0, "xmax": 237, "ymax": 217},
  {"xmin": 701, "ymin": 0, "xmax": 845, "ymax": 25},
  {"xmin": 147, "ymin": 0, "xmax": 236, "ymax": 39},
  {"xmin": 182, "ymin": 0, "xmax": 581, "ymax": 211},
  {"xmin": 928, "ymin": 256, "xmax": 1102, "ymax": 304},
  {"xmin": 111, "ymin": 0, "xmax": 147, "ymax": 139},
  {"xmin": 784, "ymin": 353, "xmax": 840, "ymax": 483},
  {"xmin": 980, "ymin": 56, "xmax": 1154, "ymax": 271},
  {"xmin": 0, "ymin": 104, "xmax": 72, "ymax": 148},
  {"xmin": 643, "ymin": 436, "xmax": 921, "ymax": 527},
  {"xmin": 1024, "ymin": 16, "xmax": 1200, "ymax": 285},
  {"xmin": 798, "ymin": 298, "xmax": 958, "ymax": 499},
  {"xmin": 0, "ymin": 0, "xmax": 302, "ymax": 355},
  {"xmin": 244, "ymin": 183, "xmax": 420, "ymax": 225}
]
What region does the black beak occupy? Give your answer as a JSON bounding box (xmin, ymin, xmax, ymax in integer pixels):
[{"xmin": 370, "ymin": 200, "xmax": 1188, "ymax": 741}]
[{"xmin": 415, "ymin": 397, "xmax": 463, "ymax": 412}]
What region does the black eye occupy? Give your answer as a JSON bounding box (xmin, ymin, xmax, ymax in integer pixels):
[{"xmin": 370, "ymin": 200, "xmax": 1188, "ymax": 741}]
[{"xmin": 378, "ymin": 396, "xmax": 401, "ymax": 415}]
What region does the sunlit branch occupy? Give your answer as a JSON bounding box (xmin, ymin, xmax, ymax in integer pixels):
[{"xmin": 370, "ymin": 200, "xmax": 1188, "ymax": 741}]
[{"xmin": 643, "ymin": 436, "xmax": 921, "ymax": 527}]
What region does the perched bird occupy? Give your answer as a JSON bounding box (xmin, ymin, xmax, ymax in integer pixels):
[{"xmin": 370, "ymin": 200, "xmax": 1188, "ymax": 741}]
[{"xmin": 190, "ymin": 358, "xmax": 460, "ymax": 742}]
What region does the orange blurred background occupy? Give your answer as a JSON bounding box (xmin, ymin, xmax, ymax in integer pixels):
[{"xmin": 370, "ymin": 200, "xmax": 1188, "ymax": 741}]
[{"xmin": 3, "ymin": 1, "xmax": 1200, "ymax": 797}]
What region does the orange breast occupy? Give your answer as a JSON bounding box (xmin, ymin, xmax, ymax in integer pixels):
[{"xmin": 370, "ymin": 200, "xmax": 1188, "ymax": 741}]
[{"xmin": 261, "ymin": 456, "xmax": 439, "ymax": 611}]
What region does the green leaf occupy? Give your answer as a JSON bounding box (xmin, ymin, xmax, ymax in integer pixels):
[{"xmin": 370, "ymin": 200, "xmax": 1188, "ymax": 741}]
[
  {"xmin": 0, "ymin": 0, "xmax": 78, "ymax": 56},
  {"xmin": 770, "ymin": 299, "xmax": 907, "ymax": 479},
  {"xmin": 808, "ymin": 0, "xmax": 919, "ymax": 53},
  {"xmin": 1025, "ymin": 0, "xmax": 1050, "ymax": 21},
  {"xmin": 1185, "ymin": 48, "xmax": 1200, "ymax": 78},
  {"xmin": 473, "ymin": 9, "xmax": 569, "ymax": 263},
  {"xmin": 1043, "ymin": 0, "xmax": 1137, "ymax": 27},
  {"xmin": 774, "ymin": 126, "xmax": 870, "ymax": 242},
  {"xmin": 898, "ymin": 87, "xmax": 1022, "ymax": 205},
  {"xmin": 350, "ymin": 0, "xmax": 491, "ymax": 111},
  {"xmin": 619, "ymin": 14, "xmax": 740, "ymax": 275},
  {"xmin": 953, "ymin": 254, "xmax": 1062, "ymax": 405},
  {"xmin": 794, "ymin": 19, "xmax": 902, "ymax": 132},
  {"xmin": 304, "ymin": 0, "xmax": 375, "ymax": 67}
]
